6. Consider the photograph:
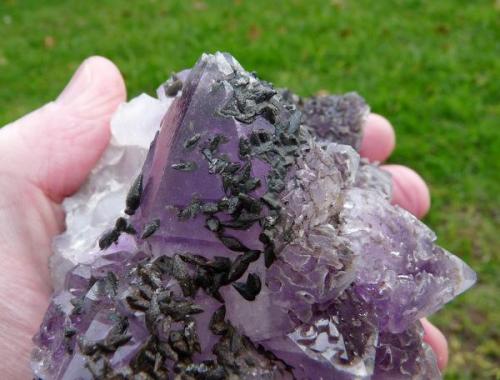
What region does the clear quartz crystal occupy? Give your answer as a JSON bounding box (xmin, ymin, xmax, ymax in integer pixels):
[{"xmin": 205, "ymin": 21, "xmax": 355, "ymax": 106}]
[
  {"xmin": 50, "ymin": 93, "xmax": 174, "ymax": 289},
  {"xmin": 34, "ymin": 53, "xmax": 475, "ymax": 380}
]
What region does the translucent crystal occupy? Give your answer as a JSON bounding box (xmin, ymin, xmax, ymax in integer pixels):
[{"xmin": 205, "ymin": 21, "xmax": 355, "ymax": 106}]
[
  {"xmin": 50, "ymin": 93, "xmax": 174, "ymax": 289},
  {"xmin": 33, "ymin": 53, "xmax": 475, "ymax": 379}
]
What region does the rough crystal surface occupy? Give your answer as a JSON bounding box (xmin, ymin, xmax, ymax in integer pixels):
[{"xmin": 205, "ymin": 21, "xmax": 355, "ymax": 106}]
[{"xmin": 34, "ymin": 52, "xmax": 475, "ymax": 380}]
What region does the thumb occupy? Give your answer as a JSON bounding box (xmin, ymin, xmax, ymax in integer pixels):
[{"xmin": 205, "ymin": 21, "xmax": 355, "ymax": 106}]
[{"xmin": 0, "ymin": 56, "xmax": 126, "ymax": 202}]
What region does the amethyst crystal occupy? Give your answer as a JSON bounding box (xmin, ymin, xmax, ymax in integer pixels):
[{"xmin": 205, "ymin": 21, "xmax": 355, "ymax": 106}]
[{"xmin": 33, "ymin": 53, "xmax": 475, "ymax": 379}]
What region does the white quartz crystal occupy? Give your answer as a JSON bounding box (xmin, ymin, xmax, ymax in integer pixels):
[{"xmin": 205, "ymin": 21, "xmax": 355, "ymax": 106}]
[{"xmin": 50, "ymin": 91, "xmax": 173, "ymax": 289}]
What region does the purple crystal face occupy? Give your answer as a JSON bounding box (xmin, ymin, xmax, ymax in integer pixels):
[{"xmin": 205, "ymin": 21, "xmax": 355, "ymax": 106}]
[{"xmin": 32, "ymin": 53, "xmax": 475, "ymax": 380}]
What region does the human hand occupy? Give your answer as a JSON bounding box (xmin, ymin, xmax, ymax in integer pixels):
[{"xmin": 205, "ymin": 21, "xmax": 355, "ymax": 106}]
[
  {"xmin": 0, "ymin": 57, "xmax": 126, "ymax": 379},
  {"xmin": 0, "ymin": 57, "xmax": 447, "ymax": 378}
]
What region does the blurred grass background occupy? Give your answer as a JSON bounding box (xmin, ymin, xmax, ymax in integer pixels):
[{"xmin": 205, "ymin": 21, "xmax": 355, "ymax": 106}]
[{"xmin": 0, "ymin": 0, "xmax": 498, "ymax": 378}]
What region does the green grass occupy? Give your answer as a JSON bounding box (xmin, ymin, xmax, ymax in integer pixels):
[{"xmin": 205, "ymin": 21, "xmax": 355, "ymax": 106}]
[{"xmin": 0, "ymin": 0, "xmax": 498, "ymax": 378}]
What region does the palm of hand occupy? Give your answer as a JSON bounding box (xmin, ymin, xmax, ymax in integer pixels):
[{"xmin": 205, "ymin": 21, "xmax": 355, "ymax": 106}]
[{"xmin": 0, "ymin": 57, "xmax": 447, "ymax": 379}]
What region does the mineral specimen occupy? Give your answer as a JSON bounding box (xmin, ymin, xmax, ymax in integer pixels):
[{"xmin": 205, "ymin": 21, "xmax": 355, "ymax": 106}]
[{"xmin": 32, "ymin": 53, "xmax": 476, "ymax": 379}]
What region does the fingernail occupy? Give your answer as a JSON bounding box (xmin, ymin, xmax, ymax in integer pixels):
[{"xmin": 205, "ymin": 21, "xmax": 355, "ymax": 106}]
[
  {"xmin": 421, "ymin": 318, "xmax": 449, "ymax": 370},
  {"xmin": 57, "ymin": 59, "xmax": 93, "ymax": 104}
]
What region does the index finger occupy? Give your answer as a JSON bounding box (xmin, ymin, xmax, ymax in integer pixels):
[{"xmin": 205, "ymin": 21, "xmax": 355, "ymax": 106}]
[{"xmin": 360, "ymin": 113, "xmax": 396, "ymax": 162}]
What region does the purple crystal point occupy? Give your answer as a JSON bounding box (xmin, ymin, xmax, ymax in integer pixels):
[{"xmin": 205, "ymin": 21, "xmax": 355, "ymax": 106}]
[{"xmin": 33, "ymin": 53, "xmax": 475, "ymax": 379}]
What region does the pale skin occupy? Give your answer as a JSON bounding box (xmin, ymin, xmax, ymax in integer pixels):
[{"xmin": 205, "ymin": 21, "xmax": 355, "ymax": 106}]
[{"xmin": 0, "ymin": 57, "xmax": 448, "ymax": 379}]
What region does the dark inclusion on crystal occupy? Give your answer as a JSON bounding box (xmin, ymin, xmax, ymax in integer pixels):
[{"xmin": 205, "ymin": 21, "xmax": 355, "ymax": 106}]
[{"xmin": 32, "ymin": 53, "xmax": 475, "ymax": 379}]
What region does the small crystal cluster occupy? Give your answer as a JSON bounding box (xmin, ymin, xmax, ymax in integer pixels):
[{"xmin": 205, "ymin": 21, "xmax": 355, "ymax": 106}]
[{"xmin": 33, "ymin": 53, "xmax": 475, "ymax": 379}]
